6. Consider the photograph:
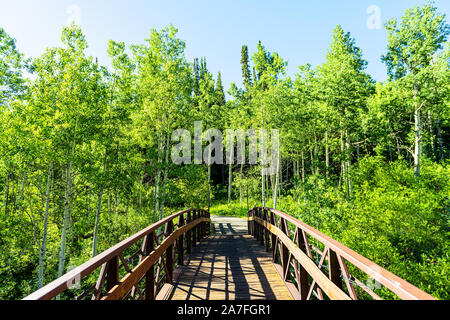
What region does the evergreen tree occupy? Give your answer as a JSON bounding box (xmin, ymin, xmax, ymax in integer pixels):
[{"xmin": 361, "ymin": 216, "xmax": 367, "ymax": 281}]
[
  {"xmin": 193, "ymin": 58, "xmax": 200, "ymax": 96},
  {"xmin": 241, "ymin": 45, "xmax": 252, "ymax": 90},
  {"xmin": 215, "ymin": 72, "xmax": 226, "ymax": 106},
  {"xmin": 200, "ymin": 57, "xmax": 208, "ymax": 80}
]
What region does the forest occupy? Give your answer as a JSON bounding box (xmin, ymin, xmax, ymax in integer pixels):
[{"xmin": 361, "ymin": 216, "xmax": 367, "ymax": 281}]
[{"xmin": 0, "ymin": 3, "xmax": 448, "ymax": 300}]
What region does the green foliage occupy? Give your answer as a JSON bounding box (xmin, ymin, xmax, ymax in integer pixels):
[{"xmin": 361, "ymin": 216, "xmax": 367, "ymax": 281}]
[
  {"xmin": 382, "ymin": 2, "xmax": 449, "ymax": 79},
  {"xmin": 225, "ymin": 158, "xmax": 449, "ymax": 299},
  {"xmin": 241, "ymin": 45, "xmax": 252, "ymax": 90},
  {"xmin": 0, "ymin": 2, "xmax": 449, "ymax": 300},
  {"xmin": 0, "ymin": 28, "xmax": 27, "ymax": 105}
]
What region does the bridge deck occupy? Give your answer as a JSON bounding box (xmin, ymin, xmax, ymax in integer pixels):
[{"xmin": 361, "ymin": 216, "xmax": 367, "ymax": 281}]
[{"xmin": 168, "ymin": 216, "xmax": 293, "ymax": 300}]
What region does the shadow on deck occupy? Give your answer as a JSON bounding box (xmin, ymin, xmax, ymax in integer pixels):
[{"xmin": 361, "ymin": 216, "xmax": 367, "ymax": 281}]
[{"xmin": 168, "ymin": 216, "xmax": 292, "ymax": 300}]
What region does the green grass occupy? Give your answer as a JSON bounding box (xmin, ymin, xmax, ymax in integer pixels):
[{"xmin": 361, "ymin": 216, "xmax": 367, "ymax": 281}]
[{"xmin": 209, "ymin": 200, "xmax": 250, "ymax": 218}]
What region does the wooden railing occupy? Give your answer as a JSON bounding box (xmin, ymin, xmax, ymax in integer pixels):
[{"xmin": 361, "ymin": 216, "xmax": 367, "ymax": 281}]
[
  {"xmin": 24, "ymin": 208, "xmax": 210, "ymax": 300},
  {"xmin": 248, "ymin": 207, "xmax": 435, "ymax": 300}
]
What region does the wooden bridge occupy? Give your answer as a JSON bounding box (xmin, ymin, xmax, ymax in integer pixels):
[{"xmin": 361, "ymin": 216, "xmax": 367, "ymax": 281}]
[{"xmin": 24, "ymin": 207, "xmax": 435, "ymax": 300}]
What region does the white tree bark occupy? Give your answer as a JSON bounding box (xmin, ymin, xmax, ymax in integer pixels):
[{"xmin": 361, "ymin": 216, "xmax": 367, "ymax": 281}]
[
  {"xmin": 92, "ymin": 185, "xmax": 103, "ymax": 257},
  {"xmin": 325, "ymin": 131, "xmax": 329, "ymax": 177},
  {"xmin": 38, "ymin": 162, "xmax": 53, "ymax": 288},
  {"xmin": 160, "ymin": 135, "xmax": 170, "ymax": 220},
  {"xmin": 57, "ymin": 164, "xmax": 72, "ymax": 281},
  {"xmin": 414, "ymin": 106, "xmax": 422, "ymax": 177},
  {"xmin": 436, "ymin": 118, "xmax": 444, "ymax": 161}
]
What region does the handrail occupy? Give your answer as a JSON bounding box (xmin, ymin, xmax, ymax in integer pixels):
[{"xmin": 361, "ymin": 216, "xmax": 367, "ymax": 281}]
[
  {"xmin": 248, "ymin": 207, "xmax": 436, "ymax": 300},
  {"xmin": 24, "ymin": 208, "xmax": 211, "ymax": 300}
]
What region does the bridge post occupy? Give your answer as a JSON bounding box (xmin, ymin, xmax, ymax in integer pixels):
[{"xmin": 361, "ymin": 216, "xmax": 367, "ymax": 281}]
[
  {"xmin": 259, "ymin": 208, "xmax": 264, "ymax": 246},
  {"xmin": 199, "ymin": 209, "xmax": 203, "ymax": 240},
  {"xmin": 192, "ymin": 209, "xmax": 197, "ymax": 247},
  {"xmin": 264, "ymin": 209, "xmax": 270, "ymax": 252},
  {"xmin": 201, "ymin": 210, "xmax": 205, "ymax": 239},
  {"xmin": 106, "ymin": 256, "xmax": 119, "ymax": 292},
  {"xmin": 270, "ymin": 211, "xmax": 277, "ymax": 263},
  {"xmin": 255, "ymin": 208, "xmax": 260, "ymax": 242},
  {"xmin": 248, "ymin": 208, "xmax": 253, "ymax": 236},
  {"xmin": 144, "ymin": 233, "xmax": 155, "ymax": 300},
  {"xmin": 178, "ymin": 214, "xmax": 184, "ymax": 266},
  {"xmin": 165, "ymin": 220, "xmax": 174, "ymax": 284},
  {"xmin": 255, "ymin": 208, "xmax": 260, "ymax": 241},
  {"xmin": 254, "ymin": 208, "xmax": 257, "ymax": 237},
  {"xmin": 186, "ymin": 210, "xmax": 192, "ymax": 254},
  {"xmin": 253, "ymin": 208, "xmax": 256, "ymax": 237},
  {"xmin": 247, "ymin": 209, "xmax": 251, "ymax": 235},
  {"xmin": 280, "ymin": 218, "xmax": 289, "ymax": 281},
  {"xmin": 206, "ymin": 208, "xmax": 211, "ymax": 235},
  {"xmin": 328, "ymin": 249, "xmax": 343, "ymax": 290},
  {"xmin": 199, "ymin": 210, "xmax": 204, "ymax": 239},
  {"xmin": 296, "ymin": 227, "xmax": 309, "ymax": 300}
]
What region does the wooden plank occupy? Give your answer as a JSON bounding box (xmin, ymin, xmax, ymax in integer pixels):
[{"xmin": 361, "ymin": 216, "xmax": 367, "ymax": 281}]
[{"xmin": 169, "ymin": 216, "xmax": 293, "ymax": 301}]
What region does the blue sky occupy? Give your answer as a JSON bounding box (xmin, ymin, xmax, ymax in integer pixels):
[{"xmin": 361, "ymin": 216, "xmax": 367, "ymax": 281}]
[{"xmin": 1, "ymin": 0, "xmax": 449, "ymax": 91}]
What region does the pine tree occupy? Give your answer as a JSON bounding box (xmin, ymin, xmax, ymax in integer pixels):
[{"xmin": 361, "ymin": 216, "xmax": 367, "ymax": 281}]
[
  {"xmin": 193, "ymin": 58, "xmax": 200, "ymax": 96},
  {"xmin": 253, "ymin": 67, "xmax": 257, "ymax": 86},
  {"xmin": 200, "ymin": 57, "xmax": 208, "ymax": 80},
  {"xmin": 241, "ymin": 45, "xmax": 252, "ymax": 90},
  {"xmin": 215, "ymin": 72, "xmax": 226, "ymax": 106}
]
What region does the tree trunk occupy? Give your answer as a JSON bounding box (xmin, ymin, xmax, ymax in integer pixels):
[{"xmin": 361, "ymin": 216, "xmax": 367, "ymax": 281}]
[
  {"xmin": 57, "ymin": 117, "xmax": 79, "ymax": 292},
  {"xmin": 301, "ymin": 151, "xmax": 305, "ymax": 184},
  {"xmin": 414, "ymin": 106, "xmax": 422, "ymax": 178},
  {"xmin": 356, "ymin": 142, "xmax": 360, "ymax": 163},
  {"xmin": 208, "ymin": 163, "xmax": 211, "ymax": 209},
  {"xmin": 68, "ymin": 180, "xmax": 74, "ymax": 236},
  {"xmin": 325, "ymin": 131, "xmax": 329, "ymax": 177},
  {"xmin": 314, "ymin": 134, "xmax": 319, "ymax": 175},
  {"xmin": 38, "ymin": 162, "xmax": 53, "ymax": 288},
  {"xmin": 17, "ymin": 168, "xmax": 27, "ymax": 216},
  {"xmin": 345, "ymin": 130, "xmax": 352, "ymax": 198},
  {"xmin": 92, "ymin": 185, "xmax": 103, "ymax": 257},
  {"xmin": 436, "ymin": 118, "xmax": 444, "ymax": 161},
  {"xmin": 340, "ymin": 129, "xmax": 345, "ymax": 188},
  {"xmin": 160, "ymin": 135, "xmax": 170, "ymax": 220},
  {"xmin": 273, "ymin": 152, "xmax": 280, "ymax": 209},
  {"xmin": 293, "ymin": 158, "xmax": 297, "ymax": 179},
  {"xmin": 154, "ymin": 138, "xmax": 162, "ymax": 220},
  {"xmin": 125, "ymin": 201, "xmax": 129, "ymax": 234},
  {"xmin": 3, "ymin": 172, "xmax": 9, "ymax": 216},
  {"xmin": 428, "ymin": 111, "xmax": 436, "ymax": 159},
  {"xmin": 228, "ymin": 146, "xmax": 233, "ymax": 204},
  {"xmin": 86, "ymin": 188, "xmax": 91, "ymax": 229},
  {"xmin": 239, "ymin": 162, "xmax": 243, "ymax": 207},
  {"xmin": 279, "ymin": 159, "xmax": 283, "ymax": 192},
  {"xmin": 114, "ymin": 190, "xmax": 118, "ymax": 215},
  {"xmin": 261, "ymin": 167, "xmax": 265, "ymax": 208},
  {"xmin": 107, "ymin": 190, "xmax": 112, "ymax": 224},
  {"xmin": 57, "ymin": 164, "xmax": 72, "ymax": 281}
]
